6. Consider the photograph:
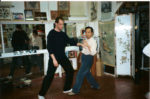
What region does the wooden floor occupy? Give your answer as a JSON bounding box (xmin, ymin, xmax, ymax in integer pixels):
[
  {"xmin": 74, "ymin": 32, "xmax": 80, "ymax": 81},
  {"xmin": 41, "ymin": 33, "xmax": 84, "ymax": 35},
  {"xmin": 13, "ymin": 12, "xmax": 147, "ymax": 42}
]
[{"xmin": 0, "ymin": 67, "xmax": 149, "ymax": 99}]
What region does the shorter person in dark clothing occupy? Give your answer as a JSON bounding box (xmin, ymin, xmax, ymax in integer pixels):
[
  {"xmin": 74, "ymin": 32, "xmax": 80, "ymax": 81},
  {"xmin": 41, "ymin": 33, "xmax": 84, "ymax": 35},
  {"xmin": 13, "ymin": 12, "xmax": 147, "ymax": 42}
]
[{"xmin": 7, "ymin": 25, "xmax": 31, "ymax": 79}]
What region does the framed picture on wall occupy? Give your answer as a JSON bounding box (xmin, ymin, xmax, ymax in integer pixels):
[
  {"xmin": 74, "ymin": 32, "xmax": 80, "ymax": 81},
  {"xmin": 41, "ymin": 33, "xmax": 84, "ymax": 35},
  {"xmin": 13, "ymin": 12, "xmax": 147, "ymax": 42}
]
[
  {"xmin": 34, "ymin": 12, "xmax": 47, "ymax": 21},
  {"xmin": 0, "ymin": 8, "xmax": 11, "ymax": 20},
  {"xmin": 57, "ymin": 1, "xmax": 70, "ymax": 17},
  {"xmin": 58, "ymin": 1, "xmax": 70, "ymax": 10},
  {"xmin": 24, "ymin": 10, "xmax": 34, "ymax": 21},
  {"xmin": 50, "ymin": 10, "xmax": 58, "ymax": 20},
  {"xmin": 101, "ymin": 2, "xmax": 112, "ymax": 21},
  {"xmin": 24, "ymin": 2, "xmax": 40, "ymax": 10},
  {"xmin": 99, "ymin": 21, "xmax": 115, "ymax": 66},
  {"xmin": 58, "ymin": 10, "xmax": 69, "ymax": 20},
  {"xmin": 68, "ymin": 51, "xmax": 77, "ymax": 58},
  {"xmin": 12, "ymin": 13, "xmax": 24, "ymax": 21},
  {"xmin": 66, "ymin": 23, "xmax": 76, "ymax": 38},
  {"xmin": 101, "ymin": 2, "xmax": 112, "ymax": 13}
]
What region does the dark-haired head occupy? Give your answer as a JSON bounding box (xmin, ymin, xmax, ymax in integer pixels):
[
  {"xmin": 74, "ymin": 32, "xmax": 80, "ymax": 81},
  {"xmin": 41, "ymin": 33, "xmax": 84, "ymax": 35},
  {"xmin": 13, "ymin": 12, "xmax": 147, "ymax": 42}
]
[
  {"xmin": 16, "ymin": 25, "xmax": 22, "ymax": 30},
  {"xmin": 55, "ymin": 17, "xmax": 64, "ymax": 23},
  {"xmin": 33, "ymin": 30, "xmax": 38, "ymax": 36},
  {"xmin": 85, "ymin": 26, "xmax": 94, "ymax": 33},
  {"xmin": 54, "ymin": 16, "xmax": 64, "ymax": 31},
  {"xmin": 85, "ymin": 26, "xmax": 94, "ymax": 39}
]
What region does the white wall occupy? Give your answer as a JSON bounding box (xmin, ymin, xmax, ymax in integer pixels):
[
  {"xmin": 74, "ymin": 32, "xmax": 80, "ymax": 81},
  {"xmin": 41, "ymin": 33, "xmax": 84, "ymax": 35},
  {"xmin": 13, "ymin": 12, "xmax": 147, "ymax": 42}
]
[
  {"xmin": 70, "ymin": 2, "xmax": 87, "ymax": 17},
  {"xmin": 40, "ymin": 1, "xmax": 49, "ymax": 20},
  {"xmin": 48, "ymin": 1, "xmax": 57, "ymax": 20},
  {"xmin": 10, "ymin": 2, "xmax": 24, "ymax": 13}
]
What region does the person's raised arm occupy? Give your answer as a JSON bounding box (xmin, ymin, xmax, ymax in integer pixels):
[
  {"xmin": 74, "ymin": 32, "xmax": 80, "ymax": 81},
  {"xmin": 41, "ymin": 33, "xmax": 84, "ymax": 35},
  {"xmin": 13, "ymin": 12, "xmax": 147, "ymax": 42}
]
[{"xmin": 64, "ymin": 32, "xmax": 77, "ymax": 46}]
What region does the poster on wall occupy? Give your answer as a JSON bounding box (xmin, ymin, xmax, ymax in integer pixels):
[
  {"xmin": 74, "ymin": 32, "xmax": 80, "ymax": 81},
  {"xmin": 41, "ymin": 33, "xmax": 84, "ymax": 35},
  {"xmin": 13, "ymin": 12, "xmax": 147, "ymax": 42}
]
[
  {"xmin": 50, "ymin": 10, "xmax": 69, "ymax": 20},
  {"xmin": 50, "ymin": 10, "xmax": 58, "ymax": 20},
  {"xmin": 24, "ymin": 2, "xmax": 40, "ymax": 10},
  {"xmin": 57, "ymin": 1, "xmax": 70, "ymax": 17},
  {"xmin": 99, "ymin": 21, "xmax": 115, "ymax": 66},
  {"xmin": 101, "ymin": 2, "xmax": 112, "ymax": 21},
  {"xmin": 58, "ymin": 1, "xmax": 70, "ymax": 11},
  {"xmin": 58, "ymin": 10, "xmax": 69, "ymax": 20},
  {"xmin": 115, "ymin": 14, "xmax": 134, "ymax": 75},
  {"xmin": 66, "ymin": 23, "xmax": 76, "ymax": 38},
  {"xmin": 101, "ymin": 2, "xmax": 111, "ymax": 13}
]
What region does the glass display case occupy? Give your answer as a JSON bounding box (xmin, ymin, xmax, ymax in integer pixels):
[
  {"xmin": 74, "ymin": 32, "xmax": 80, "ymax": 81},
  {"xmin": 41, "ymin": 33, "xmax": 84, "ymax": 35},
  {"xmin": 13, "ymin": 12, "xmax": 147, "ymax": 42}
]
[{"xmin": 1, "ymin": 24, "xmax": 46, "ymax": 53}]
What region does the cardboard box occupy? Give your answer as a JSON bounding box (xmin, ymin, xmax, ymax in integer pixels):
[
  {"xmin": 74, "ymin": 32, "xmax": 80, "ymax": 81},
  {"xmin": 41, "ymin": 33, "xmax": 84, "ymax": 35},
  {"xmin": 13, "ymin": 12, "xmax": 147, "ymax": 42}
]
[{"xmin": 96, "ymin": 59, "xmax": 104, "ymax": 77}]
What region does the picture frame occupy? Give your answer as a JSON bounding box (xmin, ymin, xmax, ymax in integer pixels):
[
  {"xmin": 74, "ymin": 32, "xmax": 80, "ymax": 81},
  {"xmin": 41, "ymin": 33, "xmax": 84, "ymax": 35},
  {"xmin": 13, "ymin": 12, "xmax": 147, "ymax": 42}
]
[
  {"xmin": 50, "ymin": 10, "xmax": 58, "ymax": 20},
  {"xmin": 58, "ymin": 1, "xmax": 70, "ymax": 11},
  {"xmin": 101, "ymin": 2, "xmax": 112, "ymax": 21},
  {"xmin": 68, "ymin": 51, "xmax": 77, "ymax": 58},
  {"xmin": 0, "ymin": 8, "xmax": 11, "ymax": 20},
  {"xmin": 80, "ymin": 29, "xmax": 86, "ymax": 39},
  {"xmin": 101, "ymin": 2, "xmax": 112, "ymax": 13},
  {"xmin": 66, "ymin": 23, "xmax": 76, "ymax": 38},
  {"xmin": 34, "ymin": 12, "xmax": 47, "ymax": 21},
  {"xmin": 12, "ymin": 13, "xmax": 24, "ymax": 21},
  {"xmin": 58, "ymin": 10, "xmax": 69, "ymax": 20},
  {"xmin": 50, "ymin": 10, "xmax": 69, "ymax": 20},
  {"xmin": 99, "ymin": 21, "xmax": 115, "ymax": 66},
  {"xmin": 24, "ymin": 10, "xmax": 34, "ymax": 21},
  {"xmin": 57, "ymin": 1, "xmax": 70, "ymax": 17},
  {"xmin": 24, "ymin": 2, "xmax": 40, "ymax": 10}
]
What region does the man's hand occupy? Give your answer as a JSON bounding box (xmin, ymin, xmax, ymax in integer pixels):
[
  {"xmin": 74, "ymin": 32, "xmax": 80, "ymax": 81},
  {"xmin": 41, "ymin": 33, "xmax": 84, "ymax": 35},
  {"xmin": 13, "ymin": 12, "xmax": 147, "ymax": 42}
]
[
  {"xmin": 53, "ymin": 59, "xmax": 59, "ymax": 67},
  {"xmin": 83, "ymin": 40, "xmax": 89, "ymax": 47},
  {"xmin": 50, "ymin": 54, "xmax": 59, "ymax": 67},
  {"xmin": 83, "ymin": 40, "xmax": 91, "ymax": 52},
  {"xmin": 77, "ymin": 43, "xmax": 82, "ymax": 46}
]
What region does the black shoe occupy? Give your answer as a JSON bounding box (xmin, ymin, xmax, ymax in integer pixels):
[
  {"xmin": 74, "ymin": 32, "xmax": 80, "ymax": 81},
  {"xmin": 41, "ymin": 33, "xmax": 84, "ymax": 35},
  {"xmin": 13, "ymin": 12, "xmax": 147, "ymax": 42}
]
[{"xmin": 91, "ymin": 85, "xmax": 100, "ymax": 90}]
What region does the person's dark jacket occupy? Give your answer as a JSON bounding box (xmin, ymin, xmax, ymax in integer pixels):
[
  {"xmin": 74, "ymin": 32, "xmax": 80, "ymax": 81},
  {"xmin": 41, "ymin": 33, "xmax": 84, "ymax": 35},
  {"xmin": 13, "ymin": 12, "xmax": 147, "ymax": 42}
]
[
  {"xmin": 47, "ymin": 29, "xmax": 77, "ymax": 59},
  {"xmin": 11, "ymin": 30, "xmax": 29, "ymax": 50}
]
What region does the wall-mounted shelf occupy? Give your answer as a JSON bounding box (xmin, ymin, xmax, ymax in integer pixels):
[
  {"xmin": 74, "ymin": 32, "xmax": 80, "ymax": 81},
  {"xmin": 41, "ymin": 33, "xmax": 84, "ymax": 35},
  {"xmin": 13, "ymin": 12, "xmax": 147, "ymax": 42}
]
[{"xmin": 0, "ymin": 20, "xmax": 90, "ymax": 24}]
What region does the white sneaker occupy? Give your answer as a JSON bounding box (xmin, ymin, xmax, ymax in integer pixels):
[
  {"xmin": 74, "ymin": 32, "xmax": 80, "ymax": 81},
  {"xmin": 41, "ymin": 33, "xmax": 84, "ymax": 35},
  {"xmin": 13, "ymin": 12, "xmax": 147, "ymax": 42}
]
[
  {"xmin": 25, "ymin": 72, "xmax": 32, "ymax": 76},
  {"xmin": 20, "ymin": 65, "xmax": 24, "ymax": 68},
  {"xmin": 63, "ymin": 89, "xmax": 72, "ymax": 93},
  {"xmin": 68, "ymin": 91, "xmax": 76, "ymax": 96},
  {"xmin": 38, "ymin": 95, "xmax": 45, "ymax": 99},
  {"xmin": 145, "ymin": 92, "xmax": 150, "ymax": 99},
  {"xmin": 6, "ymin": 75, "xmax": 12, "ymax": 80}
]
